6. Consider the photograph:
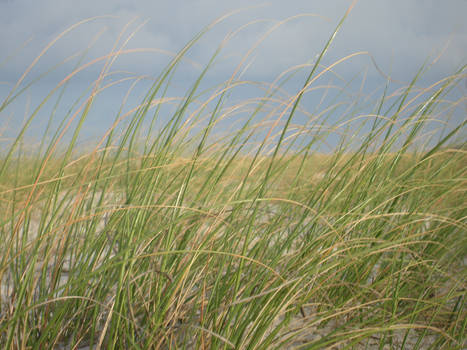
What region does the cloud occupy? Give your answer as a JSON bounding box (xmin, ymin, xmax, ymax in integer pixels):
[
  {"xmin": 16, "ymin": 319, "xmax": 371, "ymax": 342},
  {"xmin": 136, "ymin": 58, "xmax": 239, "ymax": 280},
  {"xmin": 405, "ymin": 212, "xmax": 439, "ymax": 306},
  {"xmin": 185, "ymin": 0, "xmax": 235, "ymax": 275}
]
[{"xmin": 0, "ymin": 0, "xmax": 465, "ymax": 88}]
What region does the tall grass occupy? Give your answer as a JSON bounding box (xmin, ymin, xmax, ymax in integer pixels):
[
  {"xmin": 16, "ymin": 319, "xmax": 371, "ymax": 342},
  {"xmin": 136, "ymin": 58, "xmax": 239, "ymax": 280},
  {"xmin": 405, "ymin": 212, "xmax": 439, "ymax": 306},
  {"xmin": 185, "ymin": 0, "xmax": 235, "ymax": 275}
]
[{"xmin": 1, "ymin": 8, "xmax": 466, "ymax": 350}]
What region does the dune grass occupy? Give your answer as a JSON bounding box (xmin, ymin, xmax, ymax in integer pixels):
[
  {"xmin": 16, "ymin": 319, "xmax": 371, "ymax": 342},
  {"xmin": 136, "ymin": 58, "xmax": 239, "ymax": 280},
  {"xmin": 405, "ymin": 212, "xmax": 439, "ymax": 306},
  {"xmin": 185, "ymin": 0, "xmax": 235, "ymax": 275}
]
[{"xmin": 0, "ymin": 8, "xmax": 466, "ymax": 350}]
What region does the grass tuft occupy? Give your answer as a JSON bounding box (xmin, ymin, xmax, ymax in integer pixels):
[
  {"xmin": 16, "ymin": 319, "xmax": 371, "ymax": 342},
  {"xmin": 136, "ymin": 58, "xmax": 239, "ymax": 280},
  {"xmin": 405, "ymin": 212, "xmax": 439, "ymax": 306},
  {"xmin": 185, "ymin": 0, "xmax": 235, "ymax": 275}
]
[{"xmin": 1, "ymin": 8, "xmax": 466, "ymax": 350}]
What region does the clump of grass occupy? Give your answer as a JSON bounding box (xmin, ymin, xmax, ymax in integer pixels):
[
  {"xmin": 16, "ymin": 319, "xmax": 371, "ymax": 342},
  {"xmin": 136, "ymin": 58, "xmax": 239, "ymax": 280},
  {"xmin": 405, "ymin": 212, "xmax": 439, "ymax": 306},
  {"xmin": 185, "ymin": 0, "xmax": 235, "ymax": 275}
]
[{"xmin": 1, "ymin": 7, "xmax": 466, "ymax": 350}]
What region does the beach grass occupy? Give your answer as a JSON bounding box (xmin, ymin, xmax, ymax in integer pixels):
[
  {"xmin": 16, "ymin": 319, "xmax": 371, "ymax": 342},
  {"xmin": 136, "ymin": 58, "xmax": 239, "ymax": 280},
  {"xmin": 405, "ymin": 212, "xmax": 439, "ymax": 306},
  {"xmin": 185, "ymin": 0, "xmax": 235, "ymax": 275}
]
[{"xmin": 0, "ymin": 8, "xmax": 466, "ymax": 350}]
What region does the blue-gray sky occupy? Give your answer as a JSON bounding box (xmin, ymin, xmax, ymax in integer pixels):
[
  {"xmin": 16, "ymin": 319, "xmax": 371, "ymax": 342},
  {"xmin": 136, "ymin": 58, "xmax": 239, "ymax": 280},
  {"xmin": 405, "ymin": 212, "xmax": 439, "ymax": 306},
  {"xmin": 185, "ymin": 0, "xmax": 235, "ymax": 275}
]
[
  {"xmin": 1, "ymin": 0, "xmax": 466, "ymax": 146},
  {"xmin": 1, "ymin": 0, "xmax": 465, "ymax": 80}
]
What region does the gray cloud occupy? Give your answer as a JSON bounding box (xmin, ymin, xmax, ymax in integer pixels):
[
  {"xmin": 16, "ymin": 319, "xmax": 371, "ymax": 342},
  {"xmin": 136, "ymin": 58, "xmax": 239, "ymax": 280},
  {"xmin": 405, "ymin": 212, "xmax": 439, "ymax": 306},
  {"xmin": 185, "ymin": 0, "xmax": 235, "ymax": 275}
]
[{"xmin": 0, "ymin": 0, "xmax": 465, "ymax": 90}]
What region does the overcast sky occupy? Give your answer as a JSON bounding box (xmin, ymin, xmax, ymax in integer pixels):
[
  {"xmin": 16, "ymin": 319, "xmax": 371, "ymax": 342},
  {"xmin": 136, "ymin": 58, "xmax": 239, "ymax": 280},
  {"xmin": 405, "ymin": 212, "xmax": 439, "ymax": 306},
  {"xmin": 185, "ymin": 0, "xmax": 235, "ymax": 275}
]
[
  {"xmin": 1, "ymin": 0, "xmax": 465, "ymax": 80},
  {"xmin": 0, "ymin": 0, "xmax": 466, "ymax": 144}
]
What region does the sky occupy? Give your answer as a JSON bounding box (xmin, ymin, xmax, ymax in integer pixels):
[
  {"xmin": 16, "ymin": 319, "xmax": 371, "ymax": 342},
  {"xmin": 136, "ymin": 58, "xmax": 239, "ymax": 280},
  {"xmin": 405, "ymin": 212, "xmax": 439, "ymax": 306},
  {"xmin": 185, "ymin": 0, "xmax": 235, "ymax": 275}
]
[{"xmin": 0, "ymin": 0, "xmax": 466, "ymax": 149}]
